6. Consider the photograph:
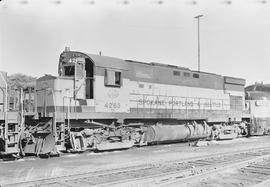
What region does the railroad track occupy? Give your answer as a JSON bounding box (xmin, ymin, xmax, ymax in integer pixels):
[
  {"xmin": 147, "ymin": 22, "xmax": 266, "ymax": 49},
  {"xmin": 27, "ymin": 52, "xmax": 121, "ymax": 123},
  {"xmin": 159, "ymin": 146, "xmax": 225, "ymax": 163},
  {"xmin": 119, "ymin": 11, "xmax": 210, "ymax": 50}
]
[
  {"xmin": 166, "ymin": 152, "xmax": 270, "ymax": 187},
  {"xmin": 5, "ymin": 147, "xmax": 270, "ymax": 187}
]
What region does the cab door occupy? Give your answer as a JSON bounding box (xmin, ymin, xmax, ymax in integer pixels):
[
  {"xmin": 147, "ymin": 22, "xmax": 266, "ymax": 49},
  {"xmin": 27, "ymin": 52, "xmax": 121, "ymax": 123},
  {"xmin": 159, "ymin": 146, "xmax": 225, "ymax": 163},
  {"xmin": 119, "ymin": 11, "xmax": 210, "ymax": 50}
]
[{"xmin": 74, "ymin": 60, "xmax": 86, "ymax": 100}]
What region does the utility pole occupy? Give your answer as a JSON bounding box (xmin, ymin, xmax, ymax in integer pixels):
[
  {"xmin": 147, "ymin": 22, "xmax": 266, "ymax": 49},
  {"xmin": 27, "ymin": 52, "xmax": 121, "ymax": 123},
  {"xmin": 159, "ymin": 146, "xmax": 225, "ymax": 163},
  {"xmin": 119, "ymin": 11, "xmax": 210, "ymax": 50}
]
[{"xmin": 194, "ymin": 15, "xmax": 203, "ymax": 72}]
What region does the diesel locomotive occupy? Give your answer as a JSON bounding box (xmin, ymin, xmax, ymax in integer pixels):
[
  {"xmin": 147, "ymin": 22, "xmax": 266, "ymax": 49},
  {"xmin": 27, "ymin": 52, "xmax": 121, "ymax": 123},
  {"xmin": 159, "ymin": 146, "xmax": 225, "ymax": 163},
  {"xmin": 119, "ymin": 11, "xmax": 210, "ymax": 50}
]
[
  {"xmin": 245, "ymin": 83, "xmax": 270, "ymax": 135},
  {"xmin": 0, "ymin": 48, "xmax": 269, "ymax": 158}
]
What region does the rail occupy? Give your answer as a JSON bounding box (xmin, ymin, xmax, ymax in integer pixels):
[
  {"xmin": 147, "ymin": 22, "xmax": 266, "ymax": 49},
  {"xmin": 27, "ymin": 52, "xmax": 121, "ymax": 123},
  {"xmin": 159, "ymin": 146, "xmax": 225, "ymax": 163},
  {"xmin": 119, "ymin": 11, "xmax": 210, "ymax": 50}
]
[{"xmin": 5, "ymin": 147, "xmax": 270, "ymax": 187}]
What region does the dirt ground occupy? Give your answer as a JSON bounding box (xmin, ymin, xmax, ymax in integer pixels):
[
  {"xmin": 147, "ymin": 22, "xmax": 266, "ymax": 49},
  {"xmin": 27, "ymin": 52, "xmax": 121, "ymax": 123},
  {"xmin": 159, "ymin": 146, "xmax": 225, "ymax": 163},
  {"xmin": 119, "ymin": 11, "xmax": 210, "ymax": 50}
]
[{"xmin": 1, "ymin": 136, "xmax": 270, "ymax": 186}]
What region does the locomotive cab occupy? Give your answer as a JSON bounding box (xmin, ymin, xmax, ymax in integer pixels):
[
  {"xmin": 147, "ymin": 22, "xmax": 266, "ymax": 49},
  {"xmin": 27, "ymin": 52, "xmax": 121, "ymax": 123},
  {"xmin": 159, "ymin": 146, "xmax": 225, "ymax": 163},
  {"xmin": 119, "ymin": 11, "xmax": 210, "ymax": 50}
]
[{"xmin": 59, "ymin": 53, "xmax": 94, "ymax": 100}]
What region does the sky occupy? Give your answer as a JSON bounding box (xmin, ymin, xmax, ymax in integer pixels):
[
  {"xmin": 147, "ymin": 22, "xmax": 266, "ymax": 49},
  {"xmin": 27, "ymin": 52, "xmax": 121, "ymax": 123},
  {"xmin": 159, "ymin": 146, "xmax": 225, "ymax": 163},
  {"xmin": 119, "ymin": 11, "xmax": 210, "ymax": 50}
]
[{"xmin": 0, "ymin": 0, "xmax": 270, "ymax": 86}]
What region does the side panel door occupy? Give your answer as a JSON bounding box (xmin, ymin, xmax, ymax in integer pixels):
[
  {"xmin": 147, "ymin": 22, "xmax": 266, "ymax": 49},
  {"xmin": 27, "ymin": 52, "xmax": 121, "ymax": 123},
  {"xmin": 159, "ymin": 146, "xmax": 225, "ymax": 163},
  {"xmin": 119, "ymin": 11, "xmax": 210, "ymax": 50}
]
[{"xmin": 74, "ymin": 62, "xmax": 86, "ymax": 100}]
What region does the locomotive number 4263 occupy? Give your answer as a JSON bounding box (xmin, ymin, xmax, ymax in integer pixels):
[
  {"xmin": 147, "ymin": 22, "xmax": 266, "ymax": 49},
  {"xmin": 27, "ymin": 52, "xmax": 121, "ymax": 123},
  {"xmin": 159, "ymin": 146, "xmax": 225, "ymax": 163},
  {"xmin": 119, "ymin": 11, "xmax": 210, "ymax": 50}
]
[{"xmin": 104, "ymin": 102, "xmax": 121, "ymax": 109}]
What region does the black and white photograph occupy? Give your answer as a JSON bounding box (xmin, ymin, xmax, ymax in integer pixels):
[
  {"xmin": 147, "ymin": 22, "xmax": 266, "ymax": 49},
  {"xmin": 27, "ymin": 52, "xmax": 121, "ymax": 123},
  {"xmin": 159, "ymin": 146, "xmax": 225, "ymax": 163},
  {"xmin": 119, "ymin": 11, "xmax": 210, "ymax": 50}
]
[{"xmin": 1, "ymin": 0, "xmax": 270, "ymax": 186}]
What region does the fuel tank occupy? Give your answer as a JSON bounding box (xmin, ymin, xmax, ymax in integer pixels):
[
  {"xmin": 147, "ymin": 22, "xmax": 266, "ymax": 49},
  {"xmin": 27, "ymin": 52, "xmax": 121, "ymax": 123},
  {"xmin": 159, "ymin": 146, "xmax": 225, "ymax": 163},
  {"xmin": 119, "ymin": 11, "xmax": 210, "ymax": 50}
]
[{"xmin": 145, "ymin": 122, "xmax": 211, "ymax": 143}]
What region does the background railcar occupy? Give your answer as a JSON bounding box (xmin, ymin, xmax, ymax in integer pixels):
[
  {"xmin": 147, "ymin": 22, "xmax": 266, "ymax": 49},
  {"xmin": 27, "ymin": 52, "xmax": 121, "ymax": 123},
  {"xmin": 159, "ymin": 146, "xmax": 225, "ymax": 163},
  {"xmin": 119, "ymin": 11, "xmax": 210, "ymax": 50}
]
[
  {"xmin": 245, "ymin": 83, "xmax": 270, "ymax": 135},
  {"xmin": 0, "ymin": 71, "xmax": 20, "ymax": 157}
]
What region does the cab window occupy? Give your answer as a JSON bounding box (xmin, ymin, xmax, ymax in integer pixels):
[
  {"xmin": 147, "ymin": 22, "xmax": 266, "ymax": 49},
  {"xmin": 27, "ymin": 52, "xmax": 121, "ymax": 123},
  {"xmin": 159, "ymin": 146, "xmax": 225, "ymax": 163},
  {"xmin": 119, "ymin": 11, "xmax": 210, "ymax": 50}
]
[
  {"xmin": 105, "ymin": 69, "xmax": 122, "ymax": 87},
  {"xmin": 64, "ymin": 65, "xmax": 75, "ymax": 76}
]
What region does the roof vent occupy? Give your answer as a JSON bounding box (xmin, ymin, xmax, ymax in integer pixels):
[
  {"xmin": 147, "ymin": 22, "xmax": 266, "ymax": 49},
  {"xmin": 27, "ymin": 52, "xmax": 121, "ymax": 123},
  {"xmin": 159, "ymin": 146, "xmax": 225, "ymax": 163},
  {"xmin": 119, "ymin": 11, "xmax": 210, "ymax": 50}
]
[{"xmin": 65, "ymin": 47, "xmax": 70, "ymax": 52}]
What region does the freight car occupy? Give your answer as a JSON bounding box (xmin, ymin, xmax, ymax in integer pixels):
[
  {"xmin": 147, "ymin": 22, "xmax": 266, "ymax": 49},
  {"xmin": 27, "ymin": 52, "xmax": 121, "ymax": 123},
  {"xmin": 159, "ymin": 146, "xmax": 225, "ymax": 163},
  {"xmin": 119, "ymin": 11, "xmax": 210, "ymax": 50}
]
[
  {"xmin": 18, "ymin": 48, "xmax": 250, "ymax": 156},
  {"xmin": 0, "ymin": 71, "xmax": 21, "ymax": 158},
  {"xmin": 245, "ymin": 83, "xmax": 270, "ymax": 135}
]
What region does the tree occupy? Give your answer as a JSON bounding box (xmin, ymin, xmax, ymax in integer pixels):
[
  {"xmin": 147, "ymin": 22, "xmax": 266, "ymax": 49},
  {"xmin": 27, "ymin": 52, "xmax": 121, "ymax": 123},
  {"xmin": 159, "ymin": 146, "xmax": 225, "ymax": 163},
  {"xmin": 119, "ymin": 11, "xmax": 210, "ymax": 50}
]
[{"xmin": 7, "ymin": 73, "xmax": 36, "ymax": 90}]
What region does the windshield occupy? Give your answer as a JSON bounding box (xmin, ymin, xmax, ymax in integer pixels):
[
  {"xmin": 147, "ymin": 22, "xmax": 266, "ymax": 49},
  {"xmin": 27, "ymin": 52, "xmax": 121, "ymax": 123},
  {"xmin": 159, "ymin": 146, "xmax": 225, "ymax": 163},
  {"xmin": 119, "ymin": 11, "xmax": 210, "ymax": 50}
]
[{"xmin": 64, "ymin": 65, "xmax": 75, "ymax": 76}]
